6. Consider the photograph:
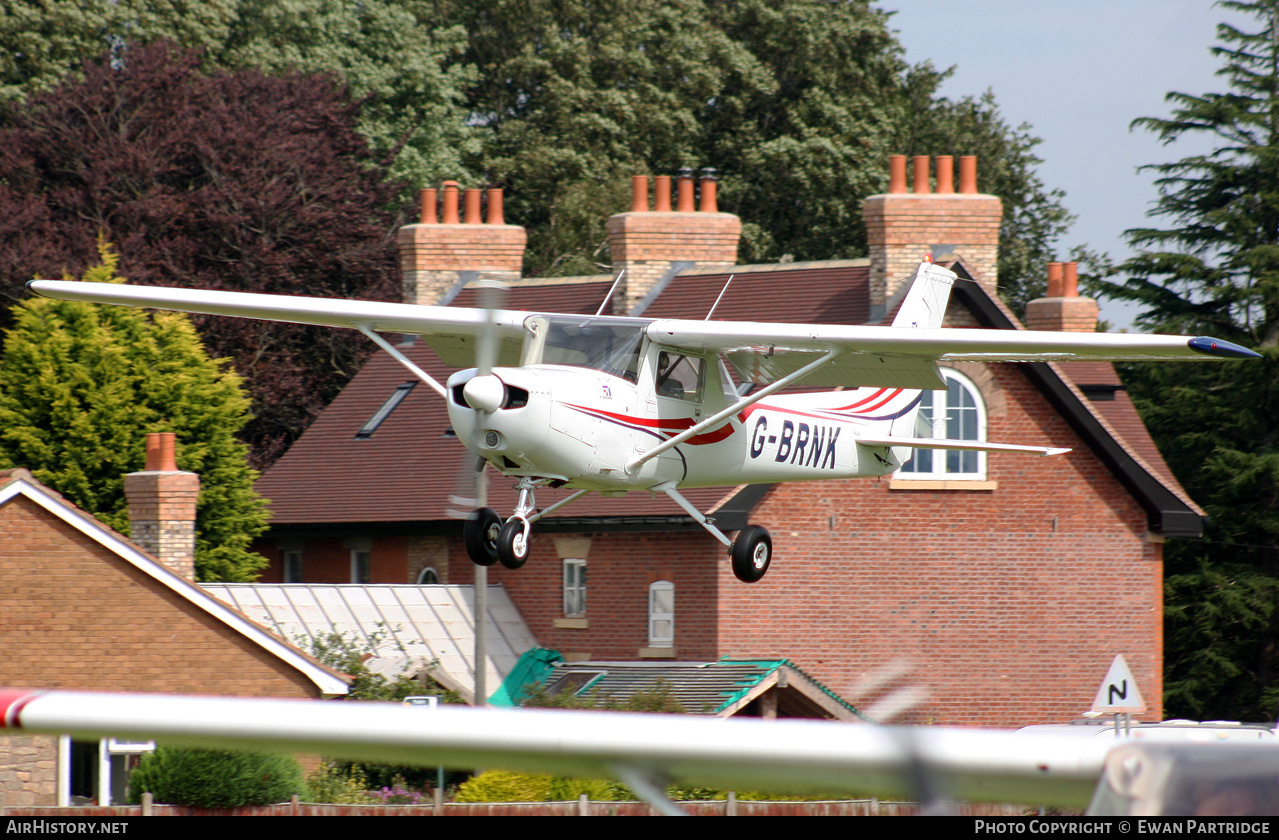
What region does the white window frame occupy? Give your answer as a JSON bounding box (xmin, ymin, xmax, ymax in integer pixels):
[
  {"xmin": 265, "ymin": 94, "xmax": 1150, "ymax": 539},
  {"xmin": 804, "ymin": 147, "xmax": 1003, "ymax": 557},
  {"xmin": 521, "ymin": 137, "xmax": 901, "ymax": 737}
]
[
  {"xmin": 899, "ymin": 368, "xmax": 988, "ymax": 480},
  {"xmin": 563, "ymin": 558, "xmax": 586, "ymax": 617},
  {"xmin": 648, "ymin": 580, "xmax": 674, "ymax": 648}
]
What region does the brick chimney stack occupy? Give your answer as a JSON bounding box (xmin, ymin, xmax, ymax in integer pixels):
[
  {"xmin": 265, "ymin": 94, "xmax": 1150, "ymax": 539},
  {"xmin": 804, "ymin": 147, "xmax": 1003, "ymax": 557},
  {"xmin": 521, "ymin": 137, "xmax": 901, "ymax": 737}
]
[
  {"xmin": 124, "ymin": 433, "xmax": 200, "ymax": 581},
  {"xmin": 863, "ymin": 155, "xmax": 1003, "ymax": 321},
  {"xmin": 607, "ymin": 168, "xmax": 741, "ymax": 314},
  {"xmin": 396, "ymin": 183, "xmax": 527, "ymax": 305},
  {"xmin": 1024, "ymin": 261, "xmax": 1099, "ymax": 332}
]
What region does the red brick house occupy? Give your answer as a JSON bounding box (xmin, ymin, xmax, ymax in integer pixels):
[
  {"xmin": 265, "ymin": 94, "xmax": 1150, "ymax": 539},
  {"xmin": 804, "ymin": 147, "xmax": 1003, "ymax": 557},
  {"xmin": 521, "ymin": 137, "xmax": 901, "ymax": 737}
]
[
  {"xmin": 0, "ymin": 444, "xmax": 348, "ymax": 807},
  {"xmin": 251, "ymin": 158, "xmax": 1198, "ymax": 728}
]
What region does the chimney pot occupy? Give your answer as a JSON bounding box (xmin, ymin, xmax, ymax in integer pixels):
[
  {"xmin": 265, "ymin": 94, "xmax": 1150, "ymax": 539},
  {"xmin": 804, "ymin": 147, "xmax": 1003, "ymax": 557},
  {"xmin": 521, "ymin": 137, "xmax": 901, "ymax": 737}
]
[
  {"xmin": 463, "ymin": 188, "xmax": 483, "ymax": 224},
  {"xmin": 441, "ymin": 181, "xmax": 460, "ymax": 224},
  {"xmin": 959, "ymin": 156, "xmax": 978, "ymax": 194},
  {"xmin": 912, "ymin": 156, "xmax": 931, "ymax": 194},
  {"xmin": 654, "ymin": 175, "xmax": 672, "ymax": 212},
  {"xmin": 1062, "ymin": 262, "xmax": 1079, "ymax": 297},
  {"xmin": 676, "ymin": 167, "xmax": 695, "ymax": 212},
  {"xmin": 1047, "ymin": 262, "xmax": 1064, "ymax": 298},
  {"xmin": 888, "ymin": 155, "xmax": 907, "ymax": 193},
  {"xmin": 698, "ymin": 168, "xmax": 719, "ymax": 213},
  {"xmin": 486, "ymin": 188, "xmax": 504, "ymax": 225},
  {"xmin": 935, "ymin": 155, "xmax": 955, "ymax": 194},
  {"xmin": 420, "ymin": 188, "xmax": 437, "ymax": 224},
  {"xmin": 631, "ymin": 175, "xmax": 649, "ymax": 212},
  {"xmin": 145, "ymin": 432, "xmax": 177, "ymax": 472}
]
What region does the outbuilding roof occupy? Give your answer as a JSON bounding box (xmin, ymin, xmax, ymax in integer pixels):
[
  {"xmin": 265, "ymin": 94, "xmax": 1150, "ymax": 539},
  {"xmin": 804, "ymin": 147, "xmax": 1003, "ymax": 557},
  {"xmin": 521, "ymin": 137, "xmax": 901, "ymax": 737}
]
[{"xmin": 202, "ymin": 583, "xmax": 538, "ymax": 703}]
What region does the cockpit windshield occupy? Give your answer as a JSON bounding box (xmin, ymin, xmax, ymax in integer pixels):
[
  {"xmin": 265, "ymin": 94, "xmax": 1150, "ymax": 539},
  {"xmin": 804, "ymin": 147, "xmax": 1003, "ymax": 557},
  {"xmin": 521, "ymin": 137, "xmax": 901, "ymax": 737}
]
[{"xmin": 523, "ymin": 315, "xmax": 646, "ymax": 382}]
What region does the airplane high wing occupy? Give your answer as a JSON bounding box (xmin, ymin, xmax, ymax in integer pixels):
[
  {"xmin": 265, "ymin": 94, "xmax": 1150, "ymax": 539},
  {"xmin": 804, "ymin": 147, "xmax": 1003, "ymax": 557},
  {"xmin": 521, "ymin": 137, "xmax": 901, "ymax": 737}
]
[
  {"xmin": 0, "ymin": 688, "xmax": 1112, "ymax": 812},
  {"xmin": 27, "ymin": 277, "xmax": 1260, "ymax": 373},
  {"xmin": 26, "ymin": 264, "xmax": 1261, "ymax": 584}
]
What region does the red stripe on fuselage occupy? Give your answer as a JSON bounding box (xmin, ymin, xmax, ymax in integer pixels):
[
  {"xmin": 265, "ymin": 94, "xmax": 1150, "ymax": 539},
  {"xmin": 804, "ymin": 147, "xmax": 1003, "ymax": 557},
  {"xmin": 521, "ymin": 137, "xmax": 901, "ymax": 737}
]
[{"xmin": 565, "ymin": 405, "xmax": 737, "ymax": 446}]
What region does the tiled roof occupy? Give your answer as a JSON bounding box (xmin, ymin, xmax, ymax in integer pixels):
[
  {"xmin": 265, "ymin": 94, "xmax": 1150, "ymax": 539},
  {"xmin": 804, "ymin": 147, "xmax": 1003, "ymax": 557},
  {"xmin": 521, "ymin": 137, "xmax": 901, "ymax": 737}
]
[
  {"xmin": 496, "ymin": 651, "xmax": 860, "ymax": 719},
  {"xmin": 201, "ymin": 583, "xmax": 538, "ymax": 703},
  {"xmin": 1056, "ymin": 361, "xmax": 1192, "ymax": 505},
  {"xmin": 640, "ymin": 262, "xmax": 870, "ymax": 325}
]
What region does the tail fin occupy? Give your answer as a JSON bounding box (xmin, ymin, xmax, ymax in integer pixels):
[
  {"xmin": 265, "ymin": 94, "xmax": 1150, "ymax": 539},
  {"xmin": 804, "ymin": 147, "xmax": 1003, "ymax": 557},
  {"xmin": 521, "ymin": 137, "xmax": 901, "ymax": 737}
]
[
  {"xmin": 885, "ymin": 261, "xmax": 956, "ymax": 438},
  {"xmin": 890, "ymin": 260, "xmax": 956, "ymax": 330}
]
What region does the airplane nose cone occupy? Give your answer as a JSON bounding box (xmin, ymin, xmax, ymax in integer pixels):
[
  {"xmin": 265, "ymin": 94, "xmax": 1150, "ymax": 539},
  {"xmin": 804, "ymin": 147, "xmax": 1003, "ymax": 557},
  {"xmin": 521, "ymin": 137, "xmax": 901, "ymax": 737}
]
[{"xmin": 463, "ymin": 373, "xmax": 505, "ymax": 413}]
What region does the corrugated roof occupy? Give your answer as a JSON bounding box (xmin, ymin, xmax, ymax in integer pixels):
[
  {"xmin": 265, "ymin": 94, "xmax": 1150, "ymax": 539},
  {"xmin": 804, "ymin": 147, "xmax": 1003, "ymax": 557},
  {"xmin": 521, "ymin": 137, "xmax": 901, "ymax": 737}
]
[{"xmin": 201, "ymin": 583, "xmax": 539, "ymax": 703}]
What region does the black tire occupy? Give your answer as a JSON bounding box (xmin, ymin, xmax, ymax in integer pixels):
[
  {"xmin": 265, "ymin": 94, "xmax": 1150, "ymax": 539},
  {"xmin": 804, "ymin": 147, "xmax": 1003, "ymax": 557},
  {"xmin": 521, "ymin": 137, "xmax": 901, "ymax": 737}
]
[
  {"xmin": 497, "ymin": 518, "xmax": 531, "ymax": 570},
  {"xmin": 731, "ymin": 525, "xmax": 772, "ymax": 583},
  {"xmin": 464, "ymin": 508, "xmax": 501, "ymax": 566}
]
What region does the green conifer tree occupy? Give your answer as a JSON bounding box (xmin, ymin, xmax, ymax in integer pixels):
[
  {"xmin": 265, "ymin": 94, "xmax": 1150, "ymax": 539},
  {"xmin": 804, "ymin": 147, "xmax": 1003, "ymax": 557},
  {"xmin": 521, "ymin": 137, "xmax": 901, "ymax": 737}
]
[
  {"xmin": 1099, "ymin": 0, "xmax": 1279, "ymax": 720},
  {"xmin": 0, "ymin": 244, "xmax": 269, "ymax": 581}
]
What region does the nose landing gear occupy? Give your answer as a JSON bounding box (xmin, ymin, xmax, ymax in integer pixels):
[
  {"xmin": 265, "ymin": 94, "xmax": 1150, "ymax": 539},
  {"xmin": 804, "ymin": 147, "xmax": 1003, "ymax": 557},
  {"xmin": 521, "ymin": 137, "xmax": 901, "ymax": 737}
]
[{"xmin": 463, "ymin": 479, "xmax": 591, "ymax": 571}]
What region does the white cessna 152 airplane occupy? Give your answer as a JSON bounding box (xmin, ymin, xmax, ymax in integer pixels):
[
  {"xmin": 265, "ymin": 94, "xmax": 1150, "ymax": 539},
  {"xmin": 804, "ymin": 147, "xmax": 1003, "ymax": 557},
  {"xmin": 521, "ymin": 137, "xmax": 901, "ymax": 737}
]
[{"xmin": 29, "ymin": 260, "xmax": 1259, "ymax": 583}]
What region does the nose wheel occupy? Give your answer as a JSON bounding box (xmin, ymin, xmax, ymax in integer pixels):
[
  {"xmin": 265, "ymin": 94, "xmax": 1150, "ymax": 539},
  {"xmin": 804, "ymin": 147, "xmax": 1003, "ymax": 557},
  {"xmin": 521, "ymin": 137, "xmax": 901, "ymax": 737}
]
[{"xmin": 497, "ymin": 517, "xmax": 531, "ymax": 569}]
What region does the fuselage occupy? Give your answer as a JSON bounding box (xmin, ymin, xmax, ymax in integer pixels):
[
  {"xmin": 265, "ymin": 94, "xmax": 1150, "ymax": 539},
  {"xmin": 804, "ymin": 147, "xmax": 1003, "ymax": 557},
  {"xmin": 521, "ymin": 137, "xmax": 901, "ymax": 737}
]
[{"xmin": 446, "ymin": 336, "xmax": 921, "ymax": 492}]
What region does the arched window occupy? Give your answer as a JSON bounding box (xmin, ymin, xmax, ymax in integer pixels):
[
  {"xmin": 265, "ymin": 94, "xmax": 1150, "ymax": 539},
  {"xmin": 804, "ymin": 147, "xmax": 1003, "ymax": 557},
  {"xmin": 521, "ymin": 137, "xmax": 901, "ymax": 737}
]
[
  {"xmin": 416, "ymin": 566, "xmax": 440, "ymax": 585},
  {"xmin": 900, "ymin": 369, "xmax": 987, "ymax": 480}
]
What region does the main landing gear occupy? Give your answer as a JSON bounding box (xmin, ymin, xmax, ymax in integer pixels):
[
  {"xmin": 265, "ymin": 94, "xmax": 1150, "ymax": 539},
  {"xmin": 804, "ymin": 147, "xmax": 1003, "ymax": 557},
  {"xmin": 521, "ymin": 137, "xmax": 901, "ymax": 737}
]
[{"xmin": 463, "ymin": 479, "xmax": 774, "ymax": 583}]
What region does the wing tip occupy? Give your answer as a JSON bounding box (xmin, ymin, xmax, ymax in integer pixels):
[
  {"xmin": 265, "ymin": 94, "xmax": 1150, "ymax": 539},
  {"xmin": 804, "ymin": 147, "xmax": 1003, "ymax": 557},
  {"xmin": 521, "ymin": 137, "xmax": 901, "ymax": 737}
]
[{"xmin": 1188, "ymin": 336, "xmax": 1262, "ymax": 359}]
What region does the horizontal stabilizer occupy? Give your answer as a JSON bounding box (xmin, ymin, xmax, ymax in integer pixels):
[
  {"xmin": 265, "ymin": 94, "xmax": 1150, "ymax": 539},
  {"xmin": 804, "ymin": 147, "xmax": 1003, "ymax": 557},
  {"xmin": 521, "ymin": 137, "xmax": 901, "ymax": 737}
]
[{"xmin": 857, "ymin": 436, "xmax": 1071, "ymax": 457}]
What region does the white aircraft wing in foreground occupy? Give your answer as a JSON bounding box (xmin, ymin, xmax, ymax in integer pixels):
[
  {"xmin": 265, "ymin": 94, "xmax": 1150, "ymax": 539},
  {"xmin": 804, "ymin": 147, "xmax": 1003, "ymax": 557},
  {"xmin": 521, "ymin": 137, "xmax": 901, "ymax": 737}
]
[{"xmin": 2, "ymin": 688, "xmax": 1113, "ymax": 811}]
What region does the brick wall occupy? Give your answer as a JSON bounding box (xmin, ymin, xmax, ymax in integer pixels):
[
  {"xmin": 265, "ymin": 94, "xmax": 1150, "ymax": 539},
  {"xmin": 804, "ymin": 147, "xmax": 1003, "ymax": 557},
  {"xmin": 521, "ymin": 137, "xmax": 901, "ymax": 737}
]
[
  {"xmin": 0, "ymin": 495, "xmax": 323, "ymax": 697},
  {"xmin": 716, "ymin": 362, "xmax": 1163, "ymax": 727},
  {"xmin": 454, "ymin": 531, "xmax": 722, "ymax": 663},
  {"xmin": 0, "ymin": 493, "xmax": 328, "ymax": 804}
]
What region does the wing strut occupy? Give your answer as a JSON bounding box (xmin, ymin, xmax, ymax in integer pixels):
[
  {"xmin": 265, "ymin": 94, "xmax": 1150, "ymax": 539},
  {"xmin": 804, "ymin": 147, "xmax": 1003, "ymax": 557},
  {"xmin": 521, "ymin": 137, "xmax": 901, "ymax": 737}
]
[
  {"xmin": 610, "ymin": 764, "xmax": 687, "ymax": 817},
  {"xmin": 626, "ymin": 349, "xmax": 841, "ymax": 474},
  {"xmin": 356, "ymin": 325, "xmax": 446, "ymax": 398}
]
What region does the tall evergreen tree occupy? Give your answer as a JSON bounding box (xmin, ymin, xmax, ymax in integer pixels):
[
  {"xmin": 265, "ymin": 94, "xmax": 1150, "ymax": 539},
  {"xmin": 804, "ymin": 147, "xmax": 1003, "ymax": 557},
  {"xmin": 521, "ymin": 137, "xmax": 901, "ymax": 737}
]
[
  {"xmin": 1099, "ymin": 0, "xmax": 1279, "ymax": 720},
  {"xmin": 0, "ymin": 245, "xmax": 269, "ymax": 582}
]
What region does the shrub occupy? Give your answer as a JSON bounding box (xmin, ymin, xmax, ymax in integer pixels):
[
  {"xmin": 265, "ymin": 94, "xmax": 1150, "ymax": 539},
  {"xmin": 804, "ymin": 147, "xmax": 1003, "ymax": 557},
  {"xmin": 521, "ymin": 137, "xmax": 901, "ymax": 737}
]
[
  {"xmin": 305, "ymin": 760, "xmax": 377, "ymax": 805},
  {"xmin": 454, "ymin": 770, "xmax": 554, "ymax": 803},
  {"xmin": 127, "ymin": 747, "xmax": 304, "ymax": 808}
]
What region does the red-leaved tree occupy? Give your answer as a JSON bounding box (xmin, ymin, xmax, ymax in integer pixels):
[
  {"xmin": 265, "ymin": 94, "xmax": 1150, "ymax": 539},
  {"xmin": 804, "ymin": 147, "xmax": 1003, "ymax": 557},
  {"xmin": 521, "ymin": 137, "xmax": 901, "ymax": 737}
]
[{"xmin": 0, "ymin": 42, "xmax": 407, "ymax": 465}]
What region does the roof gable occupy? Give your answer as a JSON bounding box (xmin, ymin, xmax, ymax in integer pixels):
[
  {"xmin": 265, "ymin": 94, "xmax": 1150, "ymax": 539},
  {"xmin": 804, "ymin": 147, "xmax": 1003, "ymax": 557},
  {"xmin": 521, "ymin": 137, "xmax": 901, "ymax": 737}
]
[{"xmin": 0, "ymin": 470, "xmax": 349, "ymax": 695}]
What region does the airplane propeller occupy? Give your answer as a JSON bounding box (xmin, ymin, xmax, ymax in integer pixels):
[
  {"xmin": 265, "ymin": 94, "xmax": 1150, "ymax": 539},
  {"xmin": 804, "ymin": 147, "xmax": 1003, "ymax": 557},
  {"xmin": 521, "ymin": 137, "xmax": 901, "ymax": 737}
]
[{"xmin": 450, "ymin": 280, "xmax": 509, "ymax": 567}]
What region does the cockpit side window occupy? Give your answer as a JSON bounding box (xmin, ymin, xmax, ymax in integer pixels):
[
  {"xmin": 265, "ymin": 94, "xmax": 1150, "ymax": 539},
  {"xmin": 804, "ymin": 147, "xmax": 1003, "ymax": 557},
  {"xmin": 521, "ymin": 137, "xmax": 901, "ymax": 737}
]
[{"xmin": 655, "ymin": 352, "xmax": 704, "ymax": 402}]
